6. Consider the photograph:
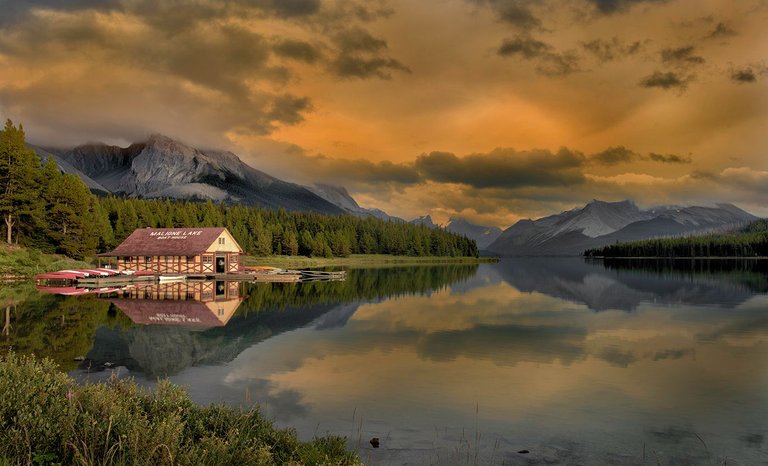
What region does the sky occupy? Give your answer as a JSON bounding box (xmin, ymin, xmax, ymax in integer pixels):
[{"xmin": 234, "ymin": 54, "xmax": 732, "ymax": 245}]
[{"xmin": 0, "ymin": 0, "xmax": 766, "ymax": 227}]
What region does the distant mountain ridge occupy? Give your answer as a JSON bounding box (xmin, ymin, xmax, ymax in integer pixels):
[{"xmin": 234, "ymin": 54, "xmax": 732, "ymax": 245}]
[
  {"xmin": 487, "ymin": 199, "xmax": 758, "ymax": 256},
  {"xmin": 445, "ymin": 218, "xmax": 502, "ymax": 249},
  {"xmin": 33, "ymin": 135, "xmax": 348, "ymax": 215}
]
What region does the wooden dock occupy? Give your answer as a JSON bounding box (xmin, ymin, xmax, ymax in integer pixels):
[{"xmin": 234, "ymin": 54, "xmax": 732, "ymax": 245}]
[{"xmin": 39, "ymin": 269, "xmax": 346, "ymax": 288}]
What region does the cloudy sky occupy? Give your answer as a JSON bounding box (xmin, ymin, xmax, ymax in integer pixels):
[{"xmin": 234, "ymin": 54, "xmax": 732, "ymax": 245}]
[{"xmin": 1, "ymin": 0, "xmax": 766, "ymax": 226}]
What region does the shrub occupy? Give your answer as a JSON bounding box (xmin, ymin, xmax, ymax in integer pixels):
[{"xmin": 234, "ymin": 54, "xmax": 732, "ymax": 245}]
[{"xmin": 0, "ymin": 353, "xmax": 359, "ymax": 466}]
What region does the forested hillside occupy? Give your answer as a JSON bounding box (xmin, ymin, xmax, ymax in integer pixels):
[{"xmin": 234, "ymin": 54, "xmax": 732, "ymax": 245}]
[
  {"xmin": 1, "ymin": 120, "xmax": 477, "ymax": 259},
  {"xmin": 584, "ymin": 219, "xmax": 768, "ymax": 258}
]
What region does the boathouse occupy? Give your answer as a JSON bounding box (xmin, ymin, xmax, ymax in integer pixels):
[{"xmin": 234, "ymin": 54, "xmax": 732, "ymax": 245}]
[{"xmin": 98, "ymin": 227, "xmax": 243, "ymax": 274}]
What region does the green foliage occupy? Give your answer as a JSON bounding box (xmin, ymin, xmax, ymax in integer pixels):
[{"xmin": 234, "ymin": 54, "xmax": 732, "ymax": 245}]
[
  {"xmin": 0, "ymin": 120, "xmax": 47, "ymax": 246},
  {"xmin": 96, "ymin": 197, "xmax": 479, "ymax": 258},
  {"xmin": 0, "ymin": 244, "xmax": 91, "ymax": 278},
  {"xmin": 0, "ymin": 353, "xmax": 359, "ymax": 466},
  {"xmin": 584, "ymin": 219, "xmax": 768, "ymax": 258}
]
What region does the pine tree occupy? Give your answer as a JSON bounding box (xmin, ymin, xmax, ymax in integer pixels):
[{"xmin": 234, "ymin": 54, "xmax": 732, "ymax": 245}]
[{"xmin": 0, "ymin": 120, "xmax": 46, "ymax": 245}]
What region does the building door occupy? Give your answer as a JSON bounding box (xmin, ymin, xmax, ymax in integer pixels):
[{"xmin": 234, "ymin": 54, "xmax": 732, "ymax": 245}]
[{"xmin": 216, "ymin": 255, "xmax": 226, "ymax": 274}]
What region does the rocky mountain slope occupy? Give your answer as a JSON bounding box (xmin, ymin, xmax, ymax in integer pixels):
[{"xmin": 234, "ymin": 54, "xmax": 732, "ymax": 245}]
[
  {"xmin": 35, "ymin": 135, "xmax": 344, "ymax": 214},
  {"xmin": 487, "ymin": 199, "xmax": 757, "ymax": 256}
]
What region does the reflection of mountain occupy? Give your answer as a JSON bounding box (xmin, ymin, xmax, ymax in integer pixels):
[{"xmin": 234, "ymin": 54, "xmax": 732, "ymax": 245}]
[
  {"xmin": 495, "ymin": 258, "xmax": 765, "ymax": 311},
  {"xmin": 87, "ymin": 301, "xmax": 346, "ymax": 377}
]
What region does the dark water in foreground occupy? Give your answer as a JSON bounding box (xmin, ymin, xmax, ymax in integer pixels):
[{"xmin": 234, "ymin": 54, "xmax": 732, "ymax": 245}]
[{"xmin": 3, "ymin": 259, "xmax": 768, "ymax": 465}]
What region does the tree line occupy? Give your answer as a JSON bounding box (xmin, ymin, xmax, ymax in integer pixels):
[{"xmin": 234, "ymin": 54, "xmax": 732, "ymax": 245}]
[
  {"xmin": 0, "ymin": 120, "xmax": 478, "ymax": 259},
  {"xmin": 584, "ymin": 219, "xmax": 768, "ymax": 258}
]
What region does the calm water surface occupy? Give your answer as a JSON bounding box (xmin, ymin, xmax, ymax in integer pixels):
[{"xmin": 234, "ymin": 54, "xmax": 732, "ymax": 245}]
[{"xmin": 3, "ymin": 259, "xmax": 768, "ymax": 465}]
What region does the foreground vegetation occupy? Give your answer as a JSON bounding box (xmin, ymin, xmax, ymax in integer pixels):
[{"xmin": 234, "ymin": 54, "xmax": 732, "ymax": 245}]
[
  {"xmin": 0, "ymin": 244, "xmax": 91, "ymax": 279},
  {"xmin": 584, "ymin": 219, "xmax": 768, "ymax": 258},
  {"xmin": 1, "ymin": 120, "xmax": 478, "ymax": 261},
  {"xmin": 0, "ymin": 353, "xmax": 358, "ymax": 466}
]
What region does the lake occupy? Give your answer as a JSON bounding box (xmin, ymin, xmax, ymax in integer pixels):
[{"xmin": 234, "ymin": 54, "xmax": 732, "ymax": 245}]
[{"xmin": 3, "ymin": 259, "xmax": 768, "ymax": 465}]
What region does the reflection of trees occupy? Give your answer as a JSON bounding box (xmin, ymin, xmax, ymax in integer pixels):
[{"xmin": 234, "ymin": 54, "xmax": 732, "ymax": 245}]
[
  {"xmin": 1, "ymin": 284, "xmax": 132, "ymax": 371},
  {"xmin": 237, "ymin": 264, "xmax": 479, "ymax": 314},
  {"xmin": 596, "ymin": 258, "xmax": 768, "ymax": 293},
  {"xmin": 3, "ymin": 265, "xmax": 479, "ymax": 376}
]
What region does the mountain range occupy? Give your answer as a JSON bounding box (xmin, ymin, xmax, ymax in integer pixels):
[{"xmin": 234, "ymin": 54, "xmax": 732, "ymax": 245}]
[
  {"xmin": 32, "ymin": 134, "xmax": 504, "ymax": 245},
  {"xmin": 31, "ymin": 135, "xmax": 757, "ymax": 256},
  {"xmin": 487, "ymin": 199, "xmax": 757, "ymax": 256},
  {"xmin": 33, "ymin": 134, "xmax": 345, "ymax": 215}
]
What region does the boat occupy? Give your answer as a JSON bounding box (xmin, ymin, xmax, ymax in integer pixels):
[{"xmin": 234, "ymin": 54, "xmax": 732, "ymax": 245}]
[{"xmin": 158, "ymin": 275, "xmax": 186, "ymax": 283}]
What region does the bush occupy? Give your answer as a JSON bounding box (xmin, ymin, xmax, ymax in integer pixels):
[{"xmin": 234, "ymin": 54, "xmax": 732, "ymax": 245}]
[{"xmin": 0, "ymin": 353, "xmax": 358, "ymax": 466}]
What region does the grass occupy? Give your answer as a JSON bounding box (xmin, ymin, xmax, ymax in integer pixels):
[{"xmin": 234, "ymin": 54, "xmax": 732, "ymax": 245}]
[
  {"xmin": 243, "ymin": 254, "xmax": 497, "ymax": 269},
  {"xmin": 0, "ymin": 244, "xmax": 92, "ymax": 279},
  {"xmin": 0, "ymin": 353, "xmax": 358, "ymax": 466}
]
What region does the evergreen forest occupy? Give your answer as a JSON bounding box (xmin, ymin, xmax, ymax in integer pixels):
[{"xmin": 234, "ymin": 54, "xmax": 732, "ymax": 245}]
[
  {"xmin": 584, "ymin": 219, "xmax": 768, "ymax": 258},
  {"xmin": 0, "ymin": 120, "xmax": 478, "ymax": 260}
]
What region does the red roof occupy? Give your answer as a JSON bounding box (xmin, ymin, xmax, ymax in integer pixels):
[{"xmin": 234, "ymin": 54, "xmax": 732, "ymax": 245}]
[{"xmin": 99, "ymin": 227, "xmax": 231, "ymax": 257}]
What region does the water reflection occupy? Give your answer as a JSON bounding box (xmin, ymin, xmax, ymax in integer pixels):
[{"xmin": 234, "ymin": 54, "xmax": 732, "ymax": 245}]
[
  {"xmin": 109, "ymin": 281, "xmax": 243, "ymax": 328},
  {"xmin": 3, "ymin": 260, "xmax": 768, "ymax": 464},
  {"xmin": 496, "ymin": 257, "xmax": 764, "ymax": 311}
]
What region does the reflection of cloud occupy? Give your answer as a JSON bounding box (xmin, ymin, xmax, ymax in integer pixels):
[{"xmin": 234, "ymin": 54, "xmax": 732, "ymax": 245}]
[
  {"xmin": 596, "ymin": 346, "xmax": 637, "ymax": 367},
  {"xmin": 416, "ymin": 324, "xmax": 587, "ymax": 366}
]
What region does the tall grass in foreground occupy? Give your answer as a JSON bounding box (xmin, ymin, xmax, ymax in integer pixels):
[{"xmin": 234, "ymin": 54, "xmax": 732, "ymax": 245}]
[{"xmin": 0, "ymin": 353, "xmax": 358, "ymax": 466}]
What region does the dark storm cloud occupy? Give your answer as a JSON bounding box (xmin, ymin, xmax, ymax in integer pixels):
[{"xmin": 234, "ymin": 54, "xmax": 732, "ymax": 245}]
[
  {"xmin": 705, "ymin": 22, "xmax": 737, "ymax": 39},
  {"xmin": 731, "ymin": 67, "xmax": 757, "ymax": 83},
  {"xmin": 266, "ymin": 95, "xmax": 313, "ymax": 125},
  {"xmin": 330, "ymin": 27, "xmax": 410, "ymax": 79},
  {"xmin": 585, "ymin": 0, "xmax": 669, "ymax": 15},
  {"xmin": 590, "ymin": 146, "xmax": 639, "ymax": 165},
  {"xmin": 639, "ymin": 71, "xmax": 689, "ymax": 90},
  {"xmin": 498, "ymin": 35, "xmax": 581, "ymax": 77},
  {"xmin": 470, "ymin": 0, "xmax": 542, "ymax": 30},
  {"xmin": 331, "ymin": 55, "xmax": 410, "ymax": 79},
  {"xmin": 660, "ymin": 46, "xmax": 705, "ymax": 66},
  {"xmin": 252, "ymin": 0, "xmax": 321, "ymax": 18},
  {"xmin": 648, "ymin": 152, "xmax": 691, "ymax": 164},
  {"xmin": 0, "ymin": 0, "xmax": 118, "ymax": 25},
  {"xmin": 333, "ymin": 27, "xmax": 388, "ymax": 52},
  {"xmin": 272, "ymin": 39, "xmax": 322, "ymax": 63},
  {"xmin": 414, "ymin": 148, "xmax": 587, "ymax": 189},
  {"xmin": 581, "ymin": 37, "xmax": 642, "ymax": 62},
  {"xmin": 311, "ymin": 156, "xmax": 421, "ymax": 185},
  {"xmin": 498, "ymin": 35, "xmax": 552, "ymax": 59}
]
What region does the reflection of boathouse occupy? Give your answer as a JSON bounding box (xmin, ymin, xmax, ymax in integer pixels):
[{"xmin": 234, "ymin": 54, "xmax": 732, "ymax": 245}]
[
  {"xmin": 108, "ymin": 281, "xmax": 243, "ymax": 328},
  {"xmin": 98, "ymin": 227, "xmax": 243, "ymax": 274}
]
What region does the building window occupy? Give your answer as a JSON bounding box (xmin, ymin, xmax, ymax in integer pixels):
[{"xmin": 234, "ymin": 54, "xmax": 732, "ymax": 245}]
[
  {"xmin": 231, "ymin": 255, "xmax": 238, "ymax": 263},
  {"xmin": 145, "ymin": 256, "xmax": 152, "ymax": 264},
  {"xmin": 187, "ymin": 256, "xmax": 196, "ymax": 262},
  {"xmin": 202, "ymin": 255, "xmax": 212, "ymax": 264},
  {"xmin": 218, "ymin": 237, "xmax": 225, "ymax": 245},
  {"xmin": 122, "ymin": 257, "xmax": 130, "ymax": 262},
  {"xmin": 164, "ymin": 256, "xmax": 171, "ymax": 263}
]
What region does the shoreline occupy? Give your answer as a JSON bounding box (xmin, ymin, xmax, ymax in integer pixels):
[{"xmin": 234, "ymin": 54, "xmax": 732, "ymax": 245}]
[{"xmin": 244, "ymin": 254, "xmax": 497, "ymax": 268}]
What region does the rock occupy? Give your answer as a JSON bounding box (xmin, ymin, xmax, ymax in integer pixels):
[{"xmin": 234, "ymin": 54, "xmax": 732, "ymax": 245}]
[{"xmin": 370, "ymin": 437, "xmax": 380, "ymax": 448}]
